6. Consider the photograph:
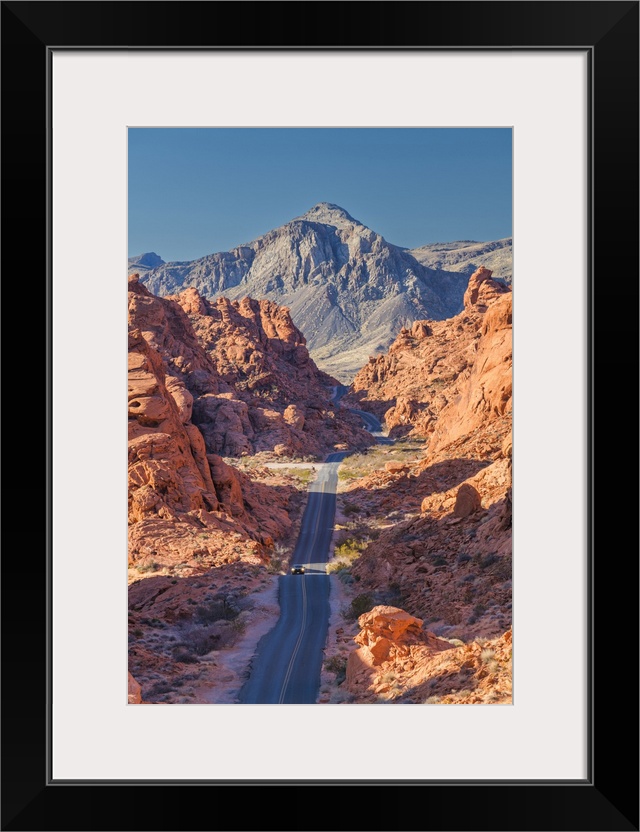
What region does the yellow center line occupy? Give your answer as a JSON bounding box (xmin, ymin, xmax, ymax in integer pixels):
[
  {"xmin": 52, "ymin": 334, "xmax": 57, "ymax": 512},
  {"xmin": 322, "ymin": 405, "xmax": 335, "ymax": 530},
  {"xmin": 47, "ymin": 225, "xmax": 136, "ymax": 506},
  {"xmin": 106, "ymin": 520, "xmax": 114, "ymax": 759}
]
[{"xmin": 278, "ymin": 568, "xmax": 308, "ymax": 703}]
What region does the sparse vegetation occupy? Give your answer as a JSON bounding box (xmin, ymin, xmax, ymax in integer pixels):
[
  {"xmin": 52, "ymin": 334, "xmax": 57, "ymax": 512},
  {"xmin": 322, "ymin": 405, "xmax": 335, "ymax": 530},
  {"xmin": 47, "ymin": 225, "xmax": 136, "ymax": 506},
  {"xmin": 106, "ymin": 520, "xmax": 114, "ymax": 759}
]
[
  {"xmin": 324, "ymin": 655, "xmax": 347, "ymax": 685},
  {"xmin": 277, "ymin": 467, "xmax": 315, "ymax": 485},
  {"xmin": 195, "ymin": 597, "xmax": 240, "ymax": 624},
  {"xmin": 136, "ymin": 561, "xmax": 160, "ymax": 573},
  {"xmin": 337, "ymin": 440, "xmax": 424, "ymax": 484},
  {"xmin": 344, "ymin": 593, "xmax": 375, "ymax": 622},
  {"xmin": 267, "ymin": 543, "xmax": 289, "ymax": 574},
  {"xmin": 172, "ymin": 650, "xmax": 200, "ymax": 664}
]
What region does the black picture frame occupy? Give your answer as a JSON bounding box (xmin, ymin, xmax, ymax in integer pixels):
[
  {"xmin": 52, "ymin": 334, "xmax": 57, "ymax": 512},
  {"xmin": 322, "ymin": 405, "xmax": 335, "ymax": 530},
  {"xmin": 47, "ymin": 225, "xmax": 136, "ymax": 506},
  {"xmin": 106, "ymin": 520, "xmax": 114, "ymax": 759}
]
[{"xmin": 2, "ymin": 2, "xmax": 638, "ymax": 830}]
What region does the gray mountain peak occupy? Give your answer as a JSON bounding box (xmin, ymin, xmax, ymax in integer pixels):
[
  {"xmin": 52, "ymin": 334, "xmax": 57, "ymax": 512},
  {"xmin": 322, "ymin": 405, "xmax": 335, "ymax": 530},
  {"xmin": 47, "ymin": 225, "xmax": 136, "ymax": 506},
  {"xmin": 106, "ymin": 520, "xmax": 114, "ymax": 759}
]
[
  {"xmin": 297, "ymin": 202, "xmax": 360, "ymax": 227},
  {"xmin": 132, "ymin": 207, "xmax": 507, "ymax": 381},
  {"xmin": 128, "ymin": 251, "xmax": 165, "ymax": 269}
]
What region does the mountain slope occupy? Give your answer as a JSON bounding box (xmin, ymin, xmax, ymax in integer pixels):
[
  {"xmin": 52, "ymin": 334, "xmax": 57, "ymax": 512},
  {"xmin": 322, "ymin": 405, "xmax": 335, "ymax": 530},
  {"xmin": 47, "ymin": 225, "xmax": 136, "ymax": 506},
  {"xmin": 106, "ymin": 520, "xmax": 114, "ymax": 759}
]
[
  {"xmin": 128, "ymin": 251, "xmax": 165, "ymax": 279},
  {"xmin": 136, "ymin": 203, "xmax": 470, "ymax": 380},
  {"xmin": 409, "ymin": 237, "xmax": 512, "ymax": 284}
]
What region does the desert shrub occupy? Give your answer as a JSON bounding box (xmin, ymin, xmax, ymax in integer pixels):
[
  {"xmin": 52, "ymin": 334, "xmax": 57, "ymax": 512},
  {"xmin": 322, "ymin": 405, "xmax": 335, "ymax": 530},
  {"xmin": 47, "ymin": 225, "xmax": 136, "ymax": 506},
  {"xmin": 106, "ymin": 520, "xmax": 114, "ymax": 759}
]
[
  {"xmin": 383, "ymin": 581, "xmax": 407, "ymax": 608},
  {"xmin": 329, "ymin": 536, "xmax": 369, "ymax": 574},
  {"xmin": 148, "ymin": 681, "xmax": 173, "ymax": 696},
  {"xmin": 230, "ymin": 617, "xmax": 246, "ymax": 636},
  {"xmin": 324, "ymin": 655, "xmax": 347, "ymax": 685},
  {"xmin": 172, "ymin": 649, "xmax": 200, "ymax": 664},
  {"xmin": 493, "ymin": 558, "xmax": 512, "ymax": 580},
  {"xmin": 190, "ymin": 629, "xmax": 221, "ymax": 656},
  {"xmin": 335, "ymin": 539, "xmax": 367, "ymax": 559},
  {"xmin": 195, "ymin": 596, "xmax": 239, "ymax": 624},
  {"xmin": 344, "ymin": 593, "xmax": 375, "ymax": 622},
  {"xmin": 136, "ymin": 561, "xmax": 160, "ymax": 573},
  {"xmin": 478, "ymin": 553, "xmax": 499, "ymax": 570},
  {"xmin": 342, "ymin": 502, "xmax": 361, "ymax": 516},
  {"xmin": 329, "ymin": 689, "xmax": 354, "ymax": 704},
  {"xmin": 457, "ymin": 553, "xmax": 472, "ymax": 564},
  {"xmin": 266, "ymin": 543, "xmax": 289, "ymax": 574}
]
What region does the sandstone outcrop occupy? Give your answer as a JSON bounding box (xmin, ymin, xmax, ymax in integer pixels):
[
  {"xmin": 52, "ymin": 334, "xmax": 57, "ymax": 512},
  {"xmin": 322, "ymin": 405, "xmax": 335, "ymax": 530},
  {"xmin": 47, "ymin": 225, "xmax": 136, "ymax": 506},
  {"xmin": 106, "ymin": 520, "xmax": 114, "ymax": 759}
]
[
  {"xmin": 346, "ymin": 606, "xmax": 452, "ymax": 685},
  {"xmin": 169, "ymin": 289, "xmax": 371, "ymax": 457},
  {"xmin": 347, "ymin": 266, "xmax": 510, "ymax": 449},
  {"xmin": 345, "ymin": 612, "xmax": 512, "ymax": 704},
  {"xmin": 128, "ymin": 275, "xmax": 305, "ymax": 578},
  {"xmin": 128, "ymin": 672, "xmax": 143, "ymax": 704},
  {"xmin": 453, "ymin": 483, "xmax": 482, "ymax": 517},
  {"xmin": 335, "ymin": 265, "xmax": 512, "ymax": 667}
]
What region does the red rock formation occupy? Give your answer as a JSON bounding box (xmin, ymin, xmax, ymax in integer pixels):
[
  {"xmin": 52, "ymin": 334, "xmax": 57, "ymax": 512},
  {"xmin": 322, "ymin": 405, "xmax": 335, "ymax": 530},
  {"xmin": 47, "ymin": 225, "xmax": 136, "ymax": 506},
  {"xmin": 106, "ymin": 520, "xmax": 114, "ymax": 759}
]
[
  {"xmin": 347, "ymin": 266, "xmax": 510, "ymax": 444},
  {"xmin": 428, "ymin": 292, "xmax": 512, "ymax": 456},
  {"xmin": 169, "ymin": 289, "xmax": 372, "ymax": 457},
  {"xmin": 348, "ymin": 606, "xmax": 452, "ymax": 672},
  {"xmin": 128, "ymin": 672, "xmax": 143, "ymax": 704},
  {"xmin": 128, "ymin": 275, "xmax": 297, "ymax": 578},
  {"xmin": 128, "ymin": 273, "xmax": 373, "ymax": 576},
  {"xmin": 335, "ymin": 266, "xmax": 512, "ymax": 666},
  {"xmin": 345, "ymin": 610, "xmax": 512, "ymax": 704},
  {"xmin": 453, "ymin": 483, "xmax": 482, "ymax": 518}
]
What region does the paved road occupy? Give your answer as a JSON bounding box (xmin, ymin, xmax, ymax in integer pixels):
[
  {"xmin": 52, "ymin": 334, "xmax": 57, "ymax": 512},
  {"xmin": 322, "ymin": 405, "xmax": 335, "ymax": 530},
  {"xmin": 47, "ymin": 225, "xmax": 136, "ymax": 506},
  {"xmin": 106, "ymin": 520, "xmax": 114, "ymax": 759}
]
[
  {"xmin": 349, "ymin": 407, "xmax": 394, "ymax": 444},
  {"xmin": 238, "ymin": 452, "xmax": 346, "ymax": 704},
  {"xmin": 238, "ymin": 392, "xmax": 391, "ymax": 703}
]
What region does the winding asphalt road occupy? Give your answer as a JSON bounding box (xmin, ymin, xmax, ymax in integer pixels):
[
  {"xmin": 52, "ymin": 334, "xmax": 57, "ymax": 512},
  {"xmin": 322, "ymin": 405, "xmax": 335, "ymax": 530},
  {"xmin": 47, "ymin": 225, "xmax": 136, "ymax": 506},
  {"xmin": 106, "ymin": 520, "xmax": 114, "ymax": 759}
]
[
  {"xmin": 238, "ymin": 452, "xmax": 346, "ymax": 703},
  {"xmin": 238, "ymin": 392, "xmax": 387, "ymax": 704}
]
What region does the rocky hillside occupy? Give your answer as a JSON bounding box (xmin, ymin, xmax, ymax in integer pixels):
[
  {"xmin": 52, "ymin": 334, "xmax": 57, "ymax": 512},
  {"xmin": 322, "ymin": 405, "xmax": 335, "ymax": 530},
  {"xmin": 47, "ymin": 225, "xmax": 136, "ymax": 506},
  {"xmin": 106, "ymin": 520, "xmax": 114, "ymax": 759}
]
[
  {"xmin": 410, "ymin": 237, "xmax": 512, "ymax": 284},
  {"xmin": 323, "ymin": 266, "xmax": 512, "ymax": 703},
  {"xmin": 345, "ymin": 607, "xmax": 511, "ymax": 704},
  {"xmin": 346, "ymin": 266, "xmax": 511, "ymax": 444},
  {"xmin": 135, "ymin": 203, "xmax": 470, "ymax": 380},
  {"xmin": 129, "ymin": 283, "xmax": 290, "ymax": 578},
  {"xmin": 128, "ymin": 273, "xmax": 371, "ymax": 576},
  {"xmin": 169, "ymin": 288, "xmax": 370, "ymax": 457},
  {"xmin": 130, "ymin": 274, "xmax": 370, "ymax": 459}
]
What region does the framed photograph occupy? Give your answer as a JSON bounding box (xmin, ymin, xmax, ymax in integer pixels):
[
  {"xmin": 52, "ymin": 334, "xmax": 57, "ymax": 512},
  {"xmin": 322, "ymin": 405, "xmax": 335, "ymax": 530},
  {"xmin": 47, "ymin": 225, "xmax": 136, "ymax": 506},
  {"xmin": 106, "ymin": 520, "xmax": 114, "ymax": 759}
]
[{"xmin": 2, "ymin": 2, "xmax": 637, "ymax": 830}]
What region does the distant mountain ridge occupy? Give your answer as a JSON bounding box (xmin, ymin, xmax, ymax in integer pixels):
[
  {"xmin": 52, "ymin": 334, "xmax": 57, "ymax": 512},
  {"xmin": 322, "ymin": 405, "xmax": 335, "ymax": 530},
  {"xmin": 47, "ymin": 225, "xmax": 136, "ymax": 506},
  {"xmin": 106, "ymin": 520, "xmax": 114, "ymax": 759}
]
[
  {"xmin": 127, "ymin": 251, "xmax": 165, "ymax": 279},
  {"xmin": 409, "ymin": 238, "xmax": 512, "ymax": 284},
  {"xmin": 131, "ymin": 204, "xmax": 510, "ymax": 380}
]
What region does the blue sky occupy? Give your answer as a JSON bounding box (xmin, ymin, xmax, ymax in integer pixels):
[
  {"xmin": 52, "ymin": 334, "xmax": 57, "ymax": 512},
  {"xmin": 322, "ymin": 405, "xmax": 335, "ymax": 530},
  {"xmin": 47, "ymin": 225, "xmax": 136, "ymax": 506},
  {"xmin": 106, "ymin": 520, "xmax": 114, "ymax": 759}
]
[{"xmin": 128, "ymin": 128, "xmax": 512, "ymax": 262}]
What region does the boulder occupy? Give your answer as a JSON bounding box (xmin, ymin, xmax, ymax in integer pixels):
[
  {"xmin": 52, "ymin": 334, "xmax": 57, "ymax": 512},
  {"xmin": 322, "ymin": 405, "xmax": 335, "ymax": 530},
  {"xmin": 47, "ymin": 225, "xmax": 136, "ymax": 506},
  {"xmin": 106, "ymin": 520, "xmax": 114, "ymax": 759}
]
[{"xmin": 454, "ymin": 483, "xmax": 482, "ymax": 517}]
